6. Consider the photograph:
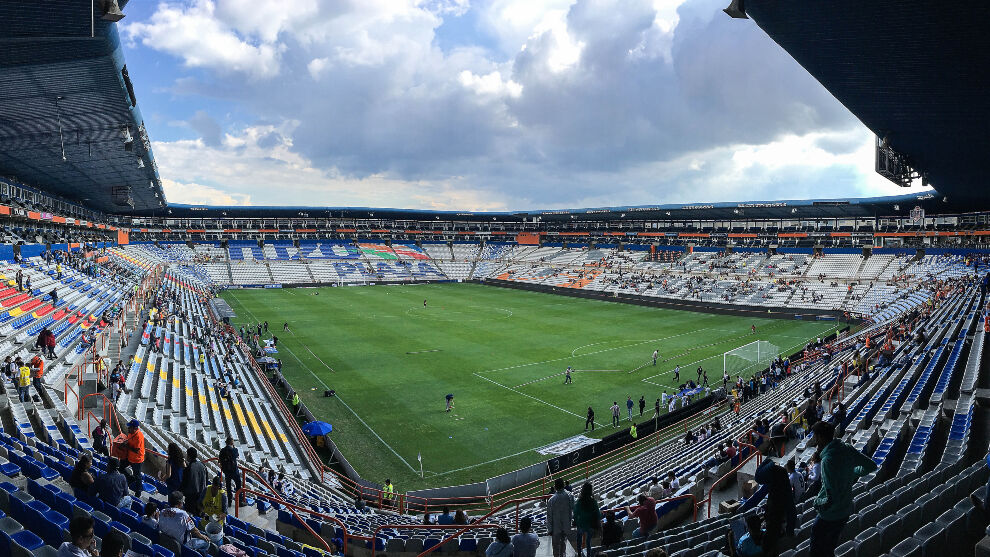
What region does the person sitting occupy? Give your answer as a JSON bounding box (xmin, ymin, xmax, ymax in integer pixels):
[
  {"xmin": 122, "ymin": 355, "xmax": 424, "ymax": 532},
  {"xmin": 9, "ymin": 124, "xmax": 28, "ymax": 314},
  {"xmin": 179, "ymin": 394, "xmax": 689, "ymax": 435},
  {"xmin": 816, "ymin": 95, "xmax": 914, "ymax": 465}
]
[
  {"xmin": 68, "ymin": 454, "xmax": 96, "ymax": 497},
  {"xmin": 94, "ymin": 458, "xmax": 132, "ymax": 510},
  {"xmin": 601, "ymin": 511, "xmax": 623, "ymax": 548},
  {"xmin": 159, "ymin": 491, "xmax": 211, "ymax": 552},
  {"xmin": 57, "ymin": 516, "xmax": 99, "ymax": 557},
  {"xmin": 142, "ymin": 502, "xmax": 160, "ymax": 529},
  {"xmin": 436, "ymin": 506, "xmax": 454, "ymax": 525}
]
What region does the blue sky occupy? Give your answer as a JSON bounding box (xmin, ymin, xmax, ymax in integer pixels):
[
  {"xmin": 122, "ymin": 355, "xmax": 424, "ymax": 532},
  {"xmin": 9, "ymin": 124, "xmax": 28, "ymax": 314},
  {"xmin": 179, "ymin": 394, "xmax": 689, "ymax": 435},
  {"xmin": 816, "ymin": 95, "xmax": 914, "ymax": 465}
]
[{"xmin": 117, "ymin": 0, "xmax": 928, "ymax": 209}]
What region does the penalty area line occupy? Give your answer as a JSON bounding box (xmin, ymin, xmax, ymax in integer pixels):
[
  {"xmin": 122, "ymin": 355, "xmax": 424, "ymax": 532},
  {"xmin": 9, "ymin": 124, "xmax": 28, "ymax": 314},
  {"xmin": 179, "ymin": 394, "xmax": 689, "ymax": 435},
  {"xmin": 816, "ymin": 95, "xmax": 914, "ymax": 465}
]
[
  {"xmin": 474, "ymin": 372, "xmax": 585, "ymax": 419},
  {"xmin": 512, "ymin": 369, "xmax": 623, "ymax": 388}
]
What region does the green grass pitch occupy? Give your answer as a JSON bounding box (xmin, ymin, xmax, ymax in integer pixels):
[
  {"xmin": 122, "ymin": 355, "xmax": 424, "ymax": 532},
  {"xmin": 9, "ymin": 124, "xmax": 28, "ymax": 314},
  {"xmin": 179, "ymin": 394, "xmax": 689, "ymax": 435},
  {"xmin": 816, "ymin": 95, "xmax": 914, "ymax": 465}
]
[{"xmin": 222, "ymin": 282, "xmax": 840, "ymax": 490}]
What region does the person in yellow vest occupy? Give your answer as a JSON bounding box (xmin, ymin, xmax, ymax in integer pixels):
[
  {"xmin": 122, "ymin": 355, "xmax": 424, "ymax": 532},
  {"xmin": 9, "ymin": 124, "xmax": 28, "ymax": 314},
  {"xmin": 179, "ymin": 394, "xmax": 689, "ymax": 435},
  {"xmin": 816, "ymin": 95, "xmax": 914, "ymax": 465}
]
[
  {"xmin": 202, "ymin": 475, "xmax": 227, "ymax": 524},
  {"xmin": 630, "ymin": 422, "xmax": 638, "ymax": 440},
  {"xmin": 383, "ymin": 478, "xmax": 395, "ymax": 507},
  {"xmin": 17, "ymin": 362, "xmax": 31, "ymax": 402},
  {"xmin": 291, "ymin": 392, "xmax": 300, "ymax": 414}
]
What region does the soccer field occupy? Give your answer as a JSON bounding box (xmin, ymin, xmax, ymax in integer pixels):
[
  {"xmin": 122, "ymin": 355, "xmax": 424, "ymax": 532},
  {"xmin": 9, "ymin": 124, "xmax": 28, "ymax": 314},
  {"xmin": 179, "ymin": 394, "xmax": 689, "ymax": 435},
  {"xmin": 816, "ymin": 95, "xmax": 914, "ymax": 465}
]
[{"xmin": 222, "ymin": 283, "xmax": 840, "ymax": 490}]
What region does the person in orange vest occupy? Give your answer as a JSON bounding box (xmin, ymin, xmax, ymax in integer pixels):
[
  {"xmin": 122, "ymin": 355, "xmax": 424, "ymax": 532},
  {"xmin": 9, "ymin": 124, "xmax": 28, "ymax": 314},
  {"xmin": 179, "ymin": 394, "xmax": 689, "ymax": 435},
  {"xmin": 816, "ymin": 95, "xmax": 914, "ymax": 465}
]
[
  {"xmin": 29, "ymin": 355, "xmax": 44, "ymax": 398},
  {"xmin": 125, "ymin": 420, "xmax": 146, "ymax": 496}
]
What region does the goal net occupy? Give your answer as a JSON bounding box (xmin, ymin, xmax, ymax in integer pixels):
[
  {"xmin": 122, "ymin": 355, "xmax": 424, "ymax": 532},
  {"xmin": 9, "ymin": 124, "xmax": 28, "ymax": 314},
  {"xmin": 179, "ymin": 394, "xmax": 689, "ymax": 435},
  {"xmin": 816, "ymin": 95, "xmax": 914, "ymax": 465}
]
[{"xmin": 723, "ymin": 340, "xmax": 780, "ymax": 378}]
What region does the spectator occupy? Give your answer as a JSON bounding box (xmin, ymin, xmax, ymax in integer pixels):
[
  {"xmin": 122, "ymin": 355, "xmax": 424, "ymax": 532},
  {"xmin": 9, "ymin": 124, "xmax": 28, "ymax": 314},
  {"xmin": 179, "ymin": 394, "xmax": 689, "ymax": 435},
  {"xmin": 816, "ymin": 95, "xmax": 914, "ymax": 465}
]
[
  {"xmin": 729, "ymin": 515, "xmax": 765, "ymax": 557},
  {"xmin": 68, "ymin": 454, "xmax": 95, "ymax": 497},
  {"xmin": 786, "ymin": 459, "xmax": 806, "ymax": 502},
  {"xmin": 574, "ymin": 482, "xmax": 602, "ymax": 557},
  {"xmin": 94, "ymin": 458, "xmax": 132, "ymax": 509},
  {"xmin": 219, "ymin": 436, "xmax": 242, "ymax": 509},
  {"xmin": 143, "ymin": 502, "xmax": 160, "ymax": 529},
  {"xmin": 648, "ymin": 477, "xmax": 665, "ymax": 500},
  {"xmin": 91, "ymin": 419, "xmax": 110, "ymax": 456},
  {"xmin": 159, "ymin": 491, "xmax": 211, "ymax": 552},
  {"xmin": 547, "ymin": 478, "xmax": 574, "ymax": 557},
  {"xmin": 601, "ymin": 511, "xmax": 623, "ymax": 548},
  {"xmin": 101, "ymin": 531, "xmax": 128, "ymax": 557},
  {"xmin": 626, "ymin": 493, "xmax": 658, "ymax": 538},
  {"xmin": 161, "ymin": 443, "xmax": 185, "ymax": 495},
  {"xmin": 30, "ymin": 355, "xmax": 44, "ymax": 398},
  {"xmin": 202, "ymin": 475, "xmax": 227, "ymax": 523},
  {"xmin": 485, "ymin": 528, "xmax": 514, "ymax": 557},
  {"xmin": 57, "ymin": 516, "xmax": 98, "ymax": 557},
  {"xmin": 667, "ymin": 471, "xmax": 680, "ymax": 491},
  {"xmin": 754, "ymin": 459, "xmax": 795, "ymax": 557},
  {"xmin": 422, "ymin": 513, "xmax": 435, "ymax": 525},
  {"xmin": 437, "ymin": 506, "xmax": 454, "ymax": 525},
  {"xmin": 511, "ymin": 517, "xmax": 540, "ymax": 557},
  {"xmin": 125, "ymin": 420, "xmax": 146, "ymax": 496},
  {"xmin": 183, "ymin": 446, "xmax": 208, "ymax": 516},
  {"xmin": 807, "ymin": 422, "xmax": 878, "ymax": 556},
  {"xmin": 454, "ymin": 509, "xmax": 469, "ymax": 525}
]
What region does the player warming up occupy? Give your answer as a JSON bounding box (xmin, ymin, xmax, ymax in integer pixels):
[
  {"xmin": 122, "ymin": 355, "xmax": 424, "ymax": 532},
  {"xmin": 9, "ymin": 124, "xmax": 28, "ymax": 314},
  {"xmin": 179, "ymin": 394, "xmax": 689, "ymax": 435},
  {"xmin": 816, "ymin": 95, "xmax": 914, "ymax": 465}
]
[
  {"xmin": 751, "ymin": 324, "xmax": 756, "ymax": 334},
  {"xmin": 424, "ymin": 299, "xmax": 428, "ymax": 308},
  {"xmin": 564, "ymin": 366, "xmax": 573, "ymax": 384},
  {"xmin": 445, "ymin": 393, "xmax": 454, "ymax": 412},
  {"xmin": 652, "ymin": 349, "xmax": 659, "ymax": 366}
]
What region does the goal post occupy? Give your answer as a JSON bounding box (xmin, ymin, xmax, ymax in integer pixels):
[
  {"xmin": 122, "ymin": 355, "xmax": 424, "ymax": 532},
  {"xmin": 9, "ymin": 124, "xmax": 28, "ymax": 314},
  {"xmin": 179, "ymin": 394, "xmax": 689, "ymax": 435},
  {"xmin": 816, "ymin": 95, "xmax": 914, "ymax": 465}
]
[{"xmin": 723, "ymin": 340, "xmax": 780, "ymax": 378}]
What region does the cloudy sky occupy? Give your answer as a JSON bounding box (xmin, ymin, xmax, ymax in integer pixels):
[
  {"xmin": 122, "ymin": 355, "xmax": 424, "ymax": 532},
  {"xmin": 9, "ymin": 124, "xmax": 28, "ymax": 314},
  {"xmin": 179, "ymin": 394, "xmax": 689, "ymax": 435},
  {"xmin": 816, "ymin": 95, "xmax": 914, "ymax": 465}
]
[{"xmin": 119, "ymin": 0, "xmax": 928, "ymax": 210}]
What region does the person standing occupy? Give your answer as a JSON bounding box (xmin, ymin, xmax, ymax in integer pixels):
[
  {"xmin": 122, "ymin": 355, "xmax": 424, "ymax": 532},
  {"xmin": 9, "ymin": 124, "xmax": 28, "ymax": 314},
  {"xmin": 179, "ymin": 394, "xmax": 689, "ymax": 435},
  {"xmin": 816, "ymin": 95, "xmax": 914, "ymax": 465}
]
[
  {"xmin": 91, "ymin": 419, "xmax": 110, "ymax": 456},
  {"xmin": 610, "ymin": 401, "xmax": 620, "ymax": 427},
  {"xmin": 638, "ymin": 396, "xmax": 645, "ymax": 416},
  {"xmin": 626, "ymin": 397, "xmax": 634, "ymax": 421},
  {"xmin": 183, "ymin": 447, "xmax": 207, "ymax": 516},
  {"xmin": 17, "ymin": 360, "xmax": 31, "ymax": 402},
  {"xmin": 807, "ymin": 422, "xmax": 877, "ymax": 555},
  {"xmin": 547, "ymin": 479, "xmax": 574, "ymax": 557},
  {"xmin": 219, "ymin": 436, "xmax": 242, "ymax": 510},
  {"xmin": 652, "ymin": 349, "xmax": 658, "ymax": 366},
  {"xmin": 563, "ymin": 367, "xmax": 572, "ymax": 384},
  {"xmin": 673, "ymin": 365, "xmax": 680, "ymax": 382},
  {"xmin": 654, "ymin": 398, "xmax": 661, "ymax": 416},
  {"xmin": 125, "ymin": 420, "xmax": 146, "ymax": 496},
  {"xmin": 573, "ymin": 482, "xmax": 602, "ymax": 557},
  {"xmin": 585, "ymin": 407, "xmax": 595, "ymax": 431},
  {"xmin": 445, "ymin": 393, "xmax": 455, "ymax": 412}
]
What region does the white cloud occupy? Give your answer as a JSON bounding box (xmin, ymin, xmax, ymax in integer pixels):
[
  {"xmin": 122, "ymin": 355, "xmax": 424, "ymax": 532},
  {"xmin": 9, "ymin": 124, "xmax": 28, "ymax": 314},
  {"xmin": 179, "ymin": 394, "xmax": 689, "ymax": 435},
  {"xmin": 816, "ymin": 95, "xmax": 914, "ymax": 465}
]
[
  {"xmin": 124, "ymin": 0, "xmax": 283, "ymax": 78},
  {"xmin": 152, "ymin": 126, "xmax": 510, "ymax": 210},
  {"xmin": 129, "ymin": 0, "xmax": 914, "ymax": 210},
  {"xmin": 458, "ymin": 70, "xmax": 522, "ymax": 97}
]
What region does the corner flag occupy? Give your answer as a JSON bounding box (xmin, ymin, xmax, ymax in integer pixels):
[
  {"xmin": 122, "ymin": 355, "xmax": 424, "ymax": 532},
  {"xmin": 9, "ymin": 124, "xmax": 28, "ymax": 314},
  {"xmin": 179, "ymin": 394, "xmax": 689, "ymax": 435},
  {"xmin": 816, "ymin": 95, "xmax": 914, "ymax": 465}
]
[{"xmin": 418, "ymin": 452, "xmax": 423, "ymax": 478}]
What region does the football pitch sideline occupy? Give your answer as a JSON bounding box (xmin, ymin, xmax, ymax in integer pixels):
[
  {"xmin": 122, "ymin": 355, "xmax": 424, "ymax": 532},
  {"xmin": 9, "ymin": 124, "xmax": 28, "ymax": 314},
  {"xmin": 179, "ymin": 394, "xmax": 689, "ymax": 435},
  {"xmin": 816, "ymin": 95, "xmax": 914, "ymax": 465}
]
[{"xmin": 222, "ymin": 282, "xmax": 840, "ymax": 489}]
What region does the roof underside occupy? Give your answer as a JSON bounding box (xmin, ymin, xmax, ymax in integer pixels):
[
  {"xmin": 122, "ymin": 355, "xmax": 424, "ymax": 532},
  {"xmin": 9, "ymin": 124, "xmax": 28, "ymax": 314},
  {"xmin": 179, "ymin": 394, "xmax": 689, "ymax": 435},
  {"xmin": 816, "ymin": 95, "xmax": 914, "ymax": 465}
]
[
  {"xmin": 0, "ymin": 0, "xmax": 165, "ymax": 213},
  {"xmin": 743, "ymin": 0, "xmax": 990, "ymax": 204}
]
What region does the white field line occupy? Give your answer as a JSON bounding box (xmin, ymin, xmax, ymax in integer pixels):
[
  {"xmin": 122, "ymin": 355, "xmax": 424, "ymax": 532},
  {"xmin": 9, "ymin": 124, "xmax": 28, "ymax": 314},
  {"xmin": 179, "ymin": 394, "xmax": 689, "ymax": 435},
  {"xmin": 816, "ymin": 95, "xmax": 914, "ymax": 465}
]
[
  {"xmin": 228, "ymin": 292, "xmax": 417, "ymax": 473},
  {"xmin": 472, "ymin": 372, "xmax": 585, "ymax": 419}
]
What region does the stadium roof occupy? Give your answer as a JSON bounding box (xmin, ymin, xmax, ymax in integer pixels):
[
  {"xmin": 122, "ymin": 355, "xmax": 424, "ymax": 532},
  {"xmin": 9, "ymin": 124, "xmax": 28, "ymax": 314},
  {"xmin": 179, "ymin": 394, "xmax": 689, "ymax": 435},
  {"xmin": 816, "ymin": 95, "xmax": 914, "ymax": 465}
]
[
  {"xmin": 0, "ymin": 0, "xmax": 166, "ymax": 213},
  {"xmin": 739, "ymin": 0, "xmax": 990, "ymax": 205},
  {"xmin": 145, "ymin": 190, "xmax": 951, "ymax": 221}
]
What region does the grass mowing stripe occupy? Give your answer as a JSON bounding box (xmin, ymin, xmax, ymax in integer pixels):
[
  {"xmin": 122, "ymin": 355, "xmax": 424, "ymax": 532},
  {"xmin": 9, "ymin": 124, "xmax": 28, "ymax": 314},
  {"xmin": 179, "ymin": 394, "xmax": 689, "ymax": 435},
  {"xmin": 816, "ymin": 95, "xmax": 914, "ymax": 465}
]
[
  {"xmin": 228, "ymin": 292, "xmax": 417, "ymax": 473},
  {"xmin": 222, "ymin": 283, "xmax": 841, "ymax": 489}
]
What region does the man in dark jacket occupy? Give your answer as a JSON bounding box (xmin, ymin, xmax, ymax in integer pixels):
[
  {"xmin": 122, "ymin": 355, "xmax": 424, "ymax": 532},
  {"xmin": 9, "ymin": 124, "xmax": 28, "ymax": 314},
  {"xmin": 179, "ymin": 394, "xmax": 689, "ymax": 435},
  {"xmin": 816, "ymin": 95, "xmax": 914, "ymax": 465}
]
[
  {"xmin": 754, "ymin": 458, "xmax": 796, "ymax": 557},
  {"xmin": 218, "ymin": 437, "xmax": 242, "ymax": 510},
  {"xmin": 182, "ymin": 447, "xmax": 207, "ymax": 516}
]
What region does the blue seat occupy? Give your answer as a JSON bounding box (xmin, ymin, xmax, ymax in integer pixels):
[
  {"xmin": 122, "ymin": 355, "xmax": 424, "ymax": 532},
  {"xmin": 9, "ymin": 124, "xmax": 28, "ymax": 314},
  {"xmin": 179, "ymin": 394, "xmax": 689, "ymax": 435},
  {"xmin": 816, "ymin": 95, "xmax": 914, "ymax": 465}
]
[
  {"xmin": 131, "ymin": 537, "xmax": 153, "ymax": 557},
  {"xmin": 151, "ymin": 545, "xmax": 174, "ymax": 557},
  {"xmin": 41, "ymin": 511, "xmax": 68, "ymax": 547},
  {"xmin": 9, "ymin": 530, "xmax": 43, "ymax": 552},
  {"xmin": 458, "ymin": 539, "xmax": 477, "ymax": 552}
]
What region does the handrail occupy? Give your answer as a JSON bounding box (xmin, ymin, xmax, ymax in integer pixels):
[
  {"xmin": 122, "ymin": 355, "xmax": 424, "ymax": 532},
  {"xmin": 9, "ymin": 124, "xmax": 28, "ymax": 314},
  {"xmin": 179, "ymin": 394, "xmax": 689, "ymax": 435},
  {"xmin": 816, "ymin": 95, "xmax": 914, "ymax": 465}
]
[
  {"xmin": 235, "ymin": 487, "xmax": 336, "ymax": 554},
  {"xmin": 417, "ymin": 495, "xmax": 550, "ymax": 557},
  {"xmin": 601, "ymin": 493, "xmax": 698, "ymax": 522},
  {"xmin": 704, "ymin": 445, "xmax": 762, "ymax": 519},
  {"xmin": 369, "ymin": 523, "xmax": 500, "ymax": 557}
]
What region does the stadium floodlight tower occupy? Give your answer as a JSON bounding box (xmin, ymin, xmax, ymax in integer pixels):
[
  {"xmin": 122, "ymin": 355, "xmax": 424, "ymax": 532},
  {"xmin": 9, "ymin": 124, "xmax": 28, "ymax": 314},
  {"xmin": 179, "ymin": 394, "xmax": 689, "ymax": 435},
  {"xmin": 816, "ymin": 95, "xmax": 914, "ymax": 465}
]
[{"xmin": 723, "ymin": 340, "xmax": 779, "ymax": 378}]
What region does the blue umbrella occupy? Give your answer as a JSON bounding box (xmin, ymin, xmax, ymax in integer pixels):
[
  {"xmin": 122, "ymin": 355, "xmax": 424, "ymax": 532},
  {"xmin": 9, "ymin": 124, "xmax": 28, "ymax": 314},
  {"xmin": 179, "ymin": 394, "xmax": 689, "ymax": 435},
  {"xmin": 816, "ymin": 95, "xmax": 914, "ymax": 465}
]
[{"xmin": 302, "ymin": 421, "xmax": 333, "ymax": 436}]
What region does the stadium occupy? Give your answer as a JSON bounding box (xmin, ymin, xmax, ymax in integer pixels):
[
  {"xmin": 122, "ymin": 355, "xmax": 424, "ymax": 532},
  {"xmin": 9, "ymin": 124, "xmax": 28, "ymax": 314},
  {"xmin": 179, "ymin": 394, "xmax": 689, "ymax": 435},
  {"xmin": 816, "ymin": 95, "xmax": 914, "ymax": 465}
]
[{"xmin": 0, "ymin": 1, "xmax": 987, "ymax": 557}]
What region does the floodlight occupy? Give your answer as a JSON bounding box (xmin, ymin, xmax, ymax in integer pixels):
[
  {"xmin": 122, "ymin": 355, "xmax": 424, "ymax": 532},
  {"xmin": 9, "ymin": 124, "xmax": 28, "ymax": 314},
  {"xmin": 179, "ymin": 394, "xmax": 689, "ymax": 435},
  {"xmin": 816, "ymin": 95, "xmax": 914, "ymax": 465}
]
[
  {"xmin": 723, "ymin": 0, "xmax": 748, "ymax": 19},
  {"xmin": 101, "ymin": 0, "xmax": 125, "ymax": 22}
]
